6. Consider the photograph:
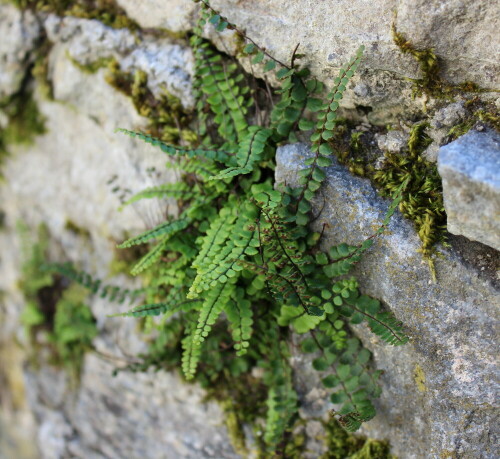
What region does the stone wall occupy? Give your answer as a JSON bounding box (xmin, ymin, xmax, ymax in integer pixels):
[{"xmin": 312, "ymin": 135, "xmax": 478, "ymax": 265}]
[{"xmin": 0, "ymin": 1, "xmax": 498, "ymax": 458}]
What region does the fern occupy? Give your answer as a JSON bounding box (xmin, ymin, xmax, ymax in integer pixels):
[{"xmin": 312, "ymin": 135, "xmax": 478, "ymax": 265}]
[
  {"xmin": 117, "ymin": 128, "xmax": 233, "ymax": 164},
  {"xmin": 117, "ymin": 218, "xmax": 189, "ymax": 248},
  {"xmin": 224, "ymin": 287, "xmax": 253, "ymax": 355},
  {"xmin": 58, "ymin": 1, "xmax": 414, "ymax": 451},
  {"xmin": 130, "ymin": 236, "xmax": 169, "ymax": 275},
  {"xmin": 210, "ymin": 126, "xmax": 272, "ymax": 180}
]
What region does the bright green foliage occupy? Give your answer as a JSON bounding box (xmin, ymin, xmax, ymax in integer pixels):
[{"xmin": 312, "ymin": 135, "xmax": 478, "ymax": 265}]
[
  {"xmin": 117, "ymin": 218, "xmax": 189, "ymax": 248},
  {"xmin": 52, "ymin": 285, "xmax": 98, "ymax": 378},
  {"xmin": 18, "ymin": 225, "xmax": 97, "ymax": 382},
  {"xmin": 57, "ymin": 0, "xmax": 409, "ymax": 453},
  {"xmin": 210, "ymin": 127, "xmax": 272, "ymax": 180}
]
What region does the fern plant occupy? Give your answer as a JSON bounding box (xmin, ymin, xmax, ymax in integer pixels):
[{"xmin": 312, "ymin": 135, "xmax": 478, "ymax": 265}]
[{"xmin": 56, "ymin": 0, "xmax": 409, "ymax": 453}]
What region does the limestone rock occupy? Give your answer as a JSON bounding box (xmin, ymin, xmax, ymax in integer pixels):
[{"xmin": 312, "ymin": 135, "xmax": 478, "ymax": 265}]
[
  {"xmin": 424, "ymin": 101, "xmax": 468, "ymax": 162},
  {"xmin": 438, "ymin": 129, "xmax": 500, "ymax": 250},
  {"xmin": 0, "ymin": 43, "xmax": 235, "ymax": 458},
  {"xmin": 113, "ymin": 0, "xmax": 499, "ymax": 123},
  {"xmin": 44, "ymin": 15, "xmax": 195, "ymax": 107},
  {"xmin": 276, "ymin": 143, "xmax": 500, "ymax": 459},
  {"xmin": 116, "ymin": 0, "xmax": 196, "ymax": 32},
  {"xmin": 24, "ymin": 357, "xmax": 238, "ymax": 459},
  {"xmin": 0, "ymin": 3, "xmax": 41, "ymax": 100}
]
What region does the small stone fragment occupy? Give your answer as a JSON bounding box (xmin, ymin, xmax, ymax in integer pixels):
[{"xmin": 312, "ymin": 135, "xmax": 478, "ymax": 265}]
[{"xmin": 375, "ymin": 130, "xmax": 409, "ymax": 153}]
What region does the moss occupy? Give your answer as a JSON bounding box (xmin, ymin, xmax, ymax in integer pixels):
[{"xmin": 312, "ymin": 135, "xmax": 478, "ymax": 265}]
[
  {"xmin": 333, "ymin": 120, "xmax": 446, "ymax": 279},
  {"xmin": 320, "ymin": 419, "xmax": 394, "ymax": 459},
  {"xmin": 391, "ymin": 23, "xmax": 496, "ymax": 99},
  {"xmin": 12, "ymin": 0, "xmax": 139, "ymax": 31},
  {"xmin": 105, "ymin": 59, "xmax": 197, "ymax": 144},
  {"xmin": 0, "ymin": 87, "xmax": 46, "ymax": 173},
  {"xmin": 68, "ymin": 54, "xmax": 114, "ymax": 74},
  {"xmin": 31, "ymin": 39, "xmax": 55, "ymax": 100},
  {"xmin": 65, "ymin": 219, "xmax": 92, "ymax": 239}
]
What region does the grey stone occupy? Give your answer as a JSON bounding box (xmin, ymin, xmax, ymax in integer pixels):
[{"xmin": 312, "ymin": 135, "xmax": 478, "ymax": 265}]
[
  {"xmin": 112, "ymin": 0, "xmax": 499, "ymax": 123},
  {"xmin": 44, "ymin": 15, "xmax": 195, "ymax": 107},
  {"xmin": 423, "ymin": 101, "xmax": 468, "ymax": 162},
  {"xmin": 24, "ymin": 357, "xmax": 238, "ymax": 459},
  {"xmin": 0, "ymin": 3, "xmax": 41, "ymax": 100},
  {"xmin": 0, "ymin": 45, "xmax": 234, "ymax": 457},
  {"xmin": 276, "ymin": 143, "xmax": 500, "ymax": 459},
  {"xmin": 201, "ymin": 0, "xmax": 498, "ymax": 123},
  {"xmin": 430, "ymin": 102, "xmax": 467, "ymax": 130},
  {"xmin": 116, "ymin": 0, "xmax": 196, "ymax": 32},
  {"xmin": 438, "ymin": 129, "xmax": 500, "ymax": 250},
  {"xmin": 375, "ymin": 130, "xmax": 410, "ymax": 153}
]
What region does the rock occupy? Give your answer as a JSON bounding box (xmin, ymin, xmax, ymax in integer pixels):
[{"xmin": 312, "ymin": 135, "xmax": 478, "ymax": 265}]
[
  {"xmin": 375, "ymin": 130, "xmax": 409, "ymax": 153},
  {"xmin": 423, "ymin": 101, "xmax": 468, "ymax": 162},
  {"xmin": 0, "ymin": 39, "xmax": 235, "ymax": 458},
  {"xmin": 430, "ymin": 102, "xmax": 467, "ymax": 130},
  {"xmin": 276, "ymin": 143, "xmax": 499, "ymax": 459},
  {"xmin": 24, "ymin": 357, "xmax": 238, "ymax": 459},
  {"xmin": 438, "ymin": 129, "xmax": 500, "ymax": 250},
  {"xmin": 116, "ymin": 0, "xmax": 196, "ymax": 32},
  {"xmin": 44, "ymin": 15, "xmax": 195, "ymax": 107},
  {"xmin": 0, "ymin": 3, "xmax": 41, "ymax": 100}
]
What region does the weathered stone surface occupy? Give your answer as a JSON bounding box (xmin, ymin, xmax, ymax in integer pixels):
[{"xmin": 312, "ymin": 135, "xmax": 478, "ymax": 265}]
[
  {"xmin": 44, "ymin": 15, "xmax": 195, "ymax": 107},
  {"xmin": 24, "ymin": 356, "xmax": 238, "ymax": 459},
  {"xmin": 116, "ymin": 0, "xmax": 196, "ymax": 32},
  {"xmin": 424, "ymin": 101, "xmax": 468, "ymax": 162},
  {"xmin": 276, "ymin": 143, "xmax": 500, "ymax": 459},
  {"xmin": 114, "ymin": 0, "xmax": 499, "ymax": 124},
  {"xmin": 119, "ymin": 0, "xmax": 499, "ymax": 90},
  {"xmin": 438, "ymin": 129, "xmax": 500, "ymax": 250},
  {"xmin": 0, "ymin": 3, "xmax": 41, "ymax": 100},
  {"xmin": 0, "ymin": 31, "xmax": 233, "ymax": 457},
  {"xmin": 375, "ymin": 129, "xmax": 409, "ymax": 153}
]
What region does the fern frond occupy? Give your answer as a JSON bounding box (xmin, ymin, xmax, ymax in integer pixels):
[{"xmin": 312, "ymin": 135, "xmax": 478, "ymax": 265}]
[
  {"xmin": 343, "ymin": 294, "xmax": 409, "ymax": 345},
  {"xmin": 191, "ymin": 36, "xmax": 250, "ymax": 144},
  {"xmin": 182, "ymin": 283, "xmax": 234, "ymax": 379},
  {"xmin": 121, "ymin": 182, "xmax": 197, "ymax": 207},
  {"xmin": 210, "ymin": 127, "xmax": 272, "ymax": 180},
  {"xmin": 224, "ymin": 287, "xmax": 253, "ymax": 355},
  {"xmin": 118, "ymin": 219, "xmax": 189, "ymax": 248},
  {"xmin": 43, "ymin": 263, "xmax": 147, "ymax": 303},
  {"xmin": 188, "ymin": 205, "xmax": 259, "ymax": 297},
  {"xmin": 292, "ymin": 46, "xmax": 365, "ymax": 225},
  {"xmin": 117, "ymin": 128, "xmax": 233, "ymax": 164},
  {"xmin": 110, "ymin": 299, "xmax": 201, "ymax": 318},
  {"xmin": 191, "ymin": 205, "xmax": 237, "ymax": 271},
  {"xmin": 182, "ymin": 325, "xmax": 202, "ymax": 380},
  {"xmin": 130, "ymin": 237, "xmax": 169, "ymax": 276}
]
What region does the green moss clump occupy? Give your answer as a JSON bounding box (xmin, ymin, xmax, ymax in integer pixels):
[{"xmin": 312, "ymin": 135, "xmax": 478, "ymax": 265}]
[
  {"xmin": 321, "ymin": 420, "xmax": 394, "ymax": 459},
  {"xmin": 374, "ymin": 122, "xmax": 446, "ymax": 277},
  {"xmin": 331, "ymin": 120, "xmax": 445, "ymax": 279},
  {"xmin": 0, "ymin": 88, "xmax": 46, "ymax": 173},
  {"xmin": 12, "ymin": 0, "xmax": 138, "ymax": 30},
  {"xmin": 391, "ymin": 23, "xmax": 495, "ymax": 99}
]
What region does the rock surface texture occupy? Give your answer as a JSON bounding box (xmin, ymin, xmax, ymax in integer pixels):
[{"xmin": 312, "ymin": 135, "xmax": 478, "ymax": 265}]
[
  {"xmin": 438, "ymin": 129, "xmax": 500, "ymax": 251},
  {"xmin": 0, "ymin": 1, "xmax": 499, "ymax": 459},
  {"xmin": 276, "ymin": 143, "xmax": 499, "ymax": 459}
]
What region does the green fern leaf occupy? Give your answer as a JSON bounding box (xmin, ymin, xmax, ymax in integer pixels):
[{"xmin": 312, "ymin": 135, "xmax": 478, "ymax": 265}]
[
  {"xmin": 130, "ymin": 237, "xmax": 169, "ymax": 275},
  {"xmin": 118, "ymin": 219, "xmax": 189, "ymax": 248}
]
